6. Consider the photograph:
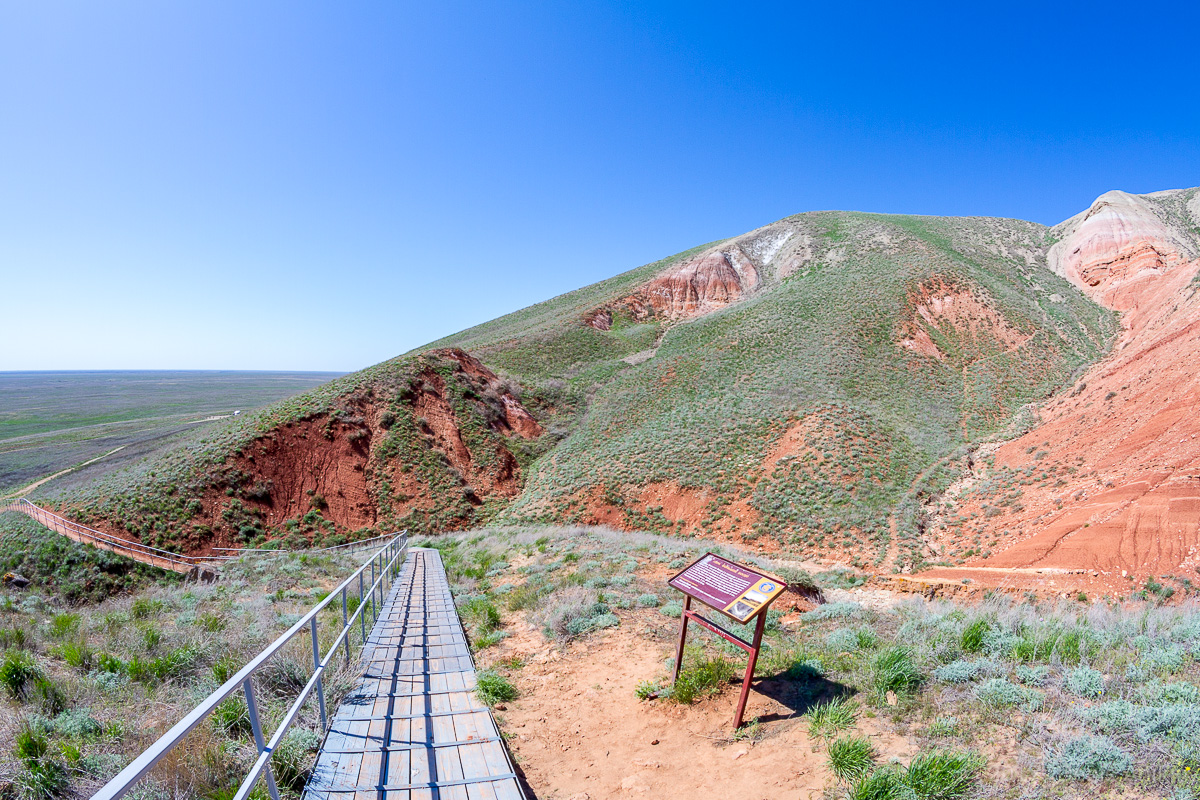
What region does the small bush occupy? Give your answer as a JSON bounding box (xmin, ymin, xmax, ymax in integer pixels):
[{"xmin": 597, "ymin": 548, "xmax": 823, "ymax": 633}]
[
  {"xmin": 960, "ymin": 619, "xmax": 990, "ymax": 653},
  {"xmin": 1, "ymin": 649, "xmax": 42, "ymax": 698},
  {"xmin": 874, "ymin": 647, "xmax": 923, "ymax": 696},
  {"xmin": 32, "ymin": 675, "xmax": 66, "ymax": 715},
  {"xmin": 13, "ymin": 762, "xmax": 69, "ymax": 800},
  {"xmin": 0, "ymin": 624, "xmax": 31, "ymax": 650},
  {"xmin": 475, "ymin": 669, "xmax": 518, "ymax": 706},
  {"xmin": 15, "ymin": 726, "xmax": 50, "ymax": 763},
  {"xmin": 828, "ymin": 736, "xmax": 876, "ymax": 782},
  {"xmin": 196, "ymin": 612, "xmax": 226, "ymax": 632},
  {"xmin": 1044, "ymin": 735, "xmax": 1132, "ymax": 778},
  {"xmin": 803, "ymin": 602, "xmax": 862, "ymax": 621},
  {"xmin": 272, "ymin": 728, "xmax": 320, "ymax": 792},
  {"xmin": 635, "ymin": 679, "xmax": 663, "ymax": 700},
  {"xmin": 659, "ymin": 601, "xmax": 683, "ymax": 617},
  {"xmin": 131, "ymin": 598, "xmax": 165, "ymax": 619},
  {"xmin": 1065, "ymin": 666, "xmax": 1104, "ymax": 698},
  {"xmin": 47, "ymin": 614, "xmax": 80, "ymax": 640},
  {"xmin": 975, "ymin": 679, "xmax": 1040, "ymax": 712},
  {"xmin": 57, "ymin": 639, "xmax": 94, "ymax": 670},
  {"xmin": 213, "ymin": 696, "xmax": 252, "ymax": 736},
  {"xmin": 1141, "ymin": 645, "xmax": 1185, "ymax": 674},
  {"xmin": 211, "ymin": 654, "xmax": 241, "ymax": 685},
  {"xmin": 933, "ymin": 660, "xmax": 981, "ymax": 684},
  {"xmin": 141, "ymin": 626, "xmax": 162, "ymax": 652},
  {"xmin": 49, "ymin": 710, "xmax": 102, "ymax": 738},
  {"xmin": 904, "ymin": 750, "xmax": 985, "ymax": 799},
  {"xmin": 1014, "ymin": 664, "xmax": 1050, "ymax": 686},
  {"xmin": 847, "ymin": 768, "xmax": 906, "ymax": 800},
  {"xmin": 1138, "ymin": 680, "xmax": 1200, "ymax": 705},
  {"xmin": 825, "ymin": 628, "xmax": 860, "ymax": 652},
  {"xmin": 636, "ymin": 593, "xmax": 660, "ymax": 608}
]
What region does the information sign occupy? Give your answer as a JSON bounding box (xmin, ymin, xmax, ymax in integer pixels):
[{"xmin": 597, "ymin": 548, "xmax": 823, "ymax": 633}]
[
  {"xmin": 667, "ymin": 552, "xmax": 789, "ymax": 729},
  {"xmin": 668, "ymin": 553, "xmax": 786, "ymax": 623}
]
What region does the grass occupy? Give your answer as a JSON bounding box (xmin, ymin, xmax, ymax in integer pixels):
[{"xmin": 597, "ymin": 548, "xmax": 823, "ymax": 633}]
[
  {"xmin": 668, "ymin": 651, "xmax": 735, "ymax": 704},
  {"xmin": 828, "ymin": 735, "xmax": 876, "ymax": 781},
  {"xmin": 806, "ymin": 695, "xmax": 859, "ymax": 742},
  {"xmin": 873, "ymin": 646, "xmax": 924, "ymax": 696},
  {"xmin": 0, "ymin": 370, "xmax": 342, "ymax": 496},
  {"xmin": 475, "ymin": 669, "xmax": 518, "ymax": 706},
  {"xmin": 0, "ymin": 533, "xmax": 373, "ymax": 800},
  {"xmin": 425, "ymin": 525, "xmax": 1200, "ymax": 798}
]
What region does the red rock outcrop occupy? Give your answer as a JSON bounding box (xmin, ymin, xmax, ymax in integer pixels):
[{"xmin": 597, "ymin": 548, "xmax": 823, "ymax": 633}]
[
  {"xmin": 1048, "ymin": 190, "xmax": 1197, "ymax": 310},
  {"xmin": 585, "ymin": 246, "xmax": 760, "ymax": 329},
  {"xmin": 921, "ymin": 190, "xmax": 1200, "ymax": 591},
  {"xmin": 898, "ymin": 277, "xmax": 1030, "ymax": 362}
]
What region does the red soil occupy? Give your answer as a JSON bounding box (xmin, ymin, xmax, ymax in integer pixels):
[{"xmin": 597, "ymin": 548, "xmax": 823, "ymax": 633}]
[
  {"xmin": 64, "ymin": 349, "xmax": 545, "ymax": 552},
  {"xmin": 898, "ymin": 276, "xmax": 1030, "ymax": 362},
  {"xmin": 920, "ymin": 192, "xmax": 1200, "ymax": 594},
  {"xmin": 586, "ymin": 245, "xmax": 760, "ymax": 329}
]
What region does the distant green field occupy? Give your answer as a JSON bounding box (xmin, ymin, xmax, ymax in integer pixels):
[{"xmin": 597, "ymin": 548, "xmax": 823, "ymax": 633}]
[{"xmin": 0, "ymin": 371, "xmax": 343, "ymax": 495}]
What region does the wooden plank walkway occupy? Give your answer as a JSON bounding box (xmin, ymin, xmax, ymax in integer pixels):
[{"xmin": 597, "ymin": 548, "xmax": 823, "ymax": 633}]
[{"xmin": 306, "ymin": 548, "xmax": 523, "ymax": 800}]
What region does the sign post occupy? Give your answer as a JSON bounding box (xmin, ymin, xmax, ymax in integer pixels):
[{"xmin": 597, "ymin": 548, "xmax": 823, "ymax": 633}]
[{"xmin": 667, "ymin": 553, "xmax": 788, "ymax": 729}]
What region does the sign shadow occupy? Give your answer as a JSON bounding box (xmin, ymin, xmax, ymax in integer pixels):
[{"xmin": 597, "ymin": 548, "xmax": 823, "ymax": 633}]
[{"xmin": 747, "ymin": 663, "xmax": 854, "ymax": 722}]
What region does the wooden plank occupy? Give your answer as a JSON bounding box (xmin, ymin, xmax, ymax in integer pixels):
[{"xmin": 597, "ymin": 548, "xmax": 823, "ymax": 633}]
[{"xmin": 308, "ymin": 550, "xmax": 521, "ymax": 800}]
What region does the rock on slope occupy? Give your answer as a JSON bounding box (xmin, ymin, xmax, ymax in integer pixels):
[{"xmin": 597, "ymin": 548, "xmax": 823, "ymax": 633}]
[{"xmin": 921, "ymin": 187, "xmax": 1200, "ymax": 589}]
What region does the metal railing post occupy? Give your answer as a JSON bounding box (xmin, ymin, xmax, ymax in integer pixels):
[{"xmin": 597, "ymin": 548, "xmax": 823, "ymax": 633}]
[
  {"xmin": 310, "ymin": 618, "xmax": 327, "ymax": 730},
  {"xmin": 359, "ymin": 572, "xmax": 366, "ymax": 645},
  {"xmin": 341, "ymin": 587, "xmax": 351, "ymax": 666},
  {"xmin": 242, "ymin": 679, "xmax": 281, "ymax": 800}
]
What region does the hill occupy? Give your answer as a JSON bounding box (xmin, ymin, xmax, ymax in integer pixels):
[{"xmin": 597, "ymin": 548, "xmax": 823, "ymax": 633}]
[
  {"xmin": 917, "ymin": 188, "xmax": 1200, "ymax": 595},
  {"xmin": 33, "ymin": 194, "xmax": 1146, "ymax": 579}
]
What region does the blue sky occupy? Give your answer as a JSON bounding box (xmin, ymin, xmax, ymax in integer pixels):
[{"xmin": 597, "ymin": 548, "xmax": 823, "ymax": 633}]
[{"xmin": 2, "ymin": 1, "xmax": 1197, "ymax": 372}]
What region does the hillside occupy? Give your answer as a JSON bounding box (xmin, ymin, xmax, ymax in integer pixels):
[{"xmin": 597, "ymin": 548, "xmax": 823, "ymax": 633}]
[
  {"xmin": 30, "ymin": 193, "xmax": 1142, "ymax": 579},
  {"xmin": 918, "ymin": 188, "xmax": 1200, "ymax": 594}
]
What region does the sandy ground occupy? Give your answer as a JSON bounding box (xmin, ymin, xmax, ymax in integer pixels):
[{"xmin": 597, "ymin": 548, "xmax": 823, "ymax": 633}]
[{"xmin": 480, "ymin": 613, "xmax": 914, "ymax": 799}]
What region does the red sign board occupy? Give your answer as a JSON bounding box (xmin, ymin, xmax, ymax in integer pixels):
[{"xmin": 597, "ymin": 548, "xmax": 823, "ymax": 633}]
[{"xmin": 668, "ymin": 553, "xmax": 786, "ymax": 623}]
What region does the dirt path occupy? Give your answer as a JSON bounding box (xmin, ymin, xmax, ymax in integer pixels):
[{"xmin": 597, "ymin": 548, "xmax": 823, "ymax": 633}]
[
  {"xmin": 1, "ymin": 445, "xmax": 128, "ymax": 499},
  {"xmin": 480, "ymin": 615, "xmax": 913, "ymax": 799}
]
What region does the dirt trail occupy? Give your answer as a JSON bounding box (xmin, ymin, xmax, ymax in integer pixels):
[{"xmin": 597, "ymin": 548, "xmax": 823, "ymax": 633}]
[
  {"xmin": 480, "ymin": 617, "xmax": 912, "ymax": 799},
  {"xmin": 2, "ymin": 445, "xmax": 128, "ymax": 499}
]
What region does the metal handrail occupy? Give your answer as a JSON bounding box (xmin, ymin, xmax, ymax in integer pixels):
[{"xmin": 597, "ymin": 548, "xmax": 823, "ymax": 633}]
[
  {"xmin": 2, "ymin": 499, "xmax": 402, "ymax": 573},
  {"xmin": 5, "ymin": 498, "xmax": 234, "ymax": 570},
  {"xmin": 92, "ymin": 532, "xmax": 410, "ymax": 800}
]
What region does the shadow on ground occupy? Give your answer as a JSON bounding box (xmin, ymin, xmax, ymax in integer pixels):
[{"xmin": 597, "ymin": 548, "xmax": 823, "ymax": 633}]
[{"xmin": 747, "ymin": 664, "xmax": 854, "ymax": 723}]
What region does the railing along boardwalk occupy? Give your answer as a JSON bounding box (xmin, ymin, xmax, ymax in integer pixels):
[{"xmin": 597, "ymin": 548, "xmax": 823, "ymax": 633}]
[
  {"xmin": 1, "ymin": 498, "xmax": 400, "ymax": 573},
  {"xmin": 94, "ymin": 535, "xmax": 410, "ymax": 800},
  {"xmin": 306, "ymin": 548, "xmax": 523, "ymax": 800},
  {"xmin": 1, "ymin": 498, "xmax": 231, "ymax": 573}
]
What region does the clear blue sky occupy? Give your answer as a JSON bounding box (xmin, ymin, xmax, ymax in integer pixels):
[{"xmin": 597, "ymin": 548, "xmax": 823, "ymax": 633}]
[{"xmin": 3, "ymin": 1, "xmax": 1197, "ymax": 372}]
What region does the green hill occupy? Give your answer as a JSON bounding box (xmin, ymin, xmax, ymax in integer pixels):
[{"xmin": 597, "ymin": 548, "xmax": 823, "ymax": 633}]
[{"xmin": 48, "ymin": 207, "xmax": 1117, "ymax": 570}]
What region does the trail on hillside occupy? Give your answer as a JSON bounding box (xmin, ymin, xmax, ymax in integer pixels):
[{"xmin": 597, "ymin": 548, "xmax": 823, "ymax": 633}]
[{"xmin": 2, "ymin": 445, "xmax": 128, "ymax": 499}]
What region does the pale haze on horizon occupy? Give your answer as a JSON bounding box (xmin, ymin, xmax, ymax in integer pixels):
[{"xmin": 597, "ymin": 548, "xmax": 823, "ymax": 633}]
[{"xmin": 1, "ymin": 1, "xmax": 1198, "ymax": 372}]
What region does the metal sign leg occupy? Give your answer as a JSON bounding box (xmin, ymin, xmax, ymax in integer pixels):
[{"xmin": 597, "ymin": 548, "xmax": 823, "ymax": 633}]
[
  {"xmin": 671, "ymin": 596, "xmax": 692, "ymax": 685},
  {"xmin": 732, "ymin": 611, "xmax": 767, "ymax": 729}
]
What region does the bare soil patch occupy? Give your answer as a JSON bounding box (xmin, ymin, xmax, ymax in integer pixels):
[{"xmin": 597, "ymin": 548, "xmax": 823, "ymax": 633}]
[{"xmin": 480, "ymin": 614, "xmax": 911, "ymax": 799}]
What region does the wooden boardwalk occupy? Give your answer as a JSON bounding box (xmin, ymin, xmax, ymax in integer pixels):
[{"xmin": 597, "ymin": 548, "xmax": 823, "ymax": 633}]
[{"xmin": 306, "ymin": 548, "xmax": 523, "ymax": 800}]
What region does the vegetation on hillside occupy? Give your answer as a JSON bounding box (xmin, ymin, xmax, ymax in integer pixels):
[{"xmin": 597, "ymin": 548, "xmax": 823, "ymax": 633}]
[
  {"xmin": 443, "ymin": 212, "xmax": 1115, "ymax": 569},
  {"xmin": 39, "ymin": 210, "xmax": 1118, "ymax": 570}
]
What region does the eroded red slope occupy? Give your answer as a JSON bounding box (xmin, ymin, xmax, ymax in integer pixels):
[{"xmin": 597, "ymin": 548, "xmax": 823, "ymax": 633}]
[{"xmin": 921, "ymin": 190, "xmax": 1200, "ymax": 592}]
